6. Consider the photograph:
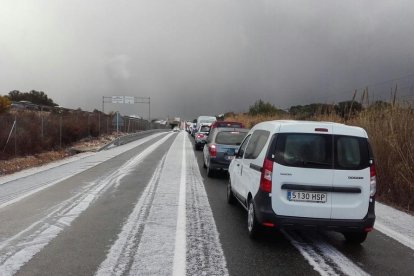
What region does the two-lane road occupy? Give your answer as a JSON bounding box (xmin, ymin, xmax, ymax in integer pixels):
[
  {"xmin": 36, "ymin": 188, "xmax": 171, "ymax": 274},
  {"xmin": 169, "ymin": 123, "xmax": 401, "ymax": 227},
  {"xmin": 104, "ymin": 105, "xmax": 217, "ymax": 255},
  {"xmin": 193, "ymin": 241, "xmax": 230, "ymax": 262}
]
[{"xmin": 0, "ymin": 131, "xmax": 413, "ymax": 275}]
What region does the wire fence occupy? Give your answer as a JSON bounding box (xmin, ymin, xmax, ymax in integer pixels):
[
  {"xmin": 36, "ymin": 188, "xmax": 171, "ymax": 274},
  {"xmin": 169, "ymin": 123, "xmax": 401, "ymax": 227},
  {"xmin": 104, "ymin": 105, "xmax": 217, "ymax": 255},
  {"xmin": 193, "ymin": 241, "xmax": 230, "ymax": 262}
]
[{"xmin": 0, "ymin": 109, "xmax": 168, "ymax": 159}]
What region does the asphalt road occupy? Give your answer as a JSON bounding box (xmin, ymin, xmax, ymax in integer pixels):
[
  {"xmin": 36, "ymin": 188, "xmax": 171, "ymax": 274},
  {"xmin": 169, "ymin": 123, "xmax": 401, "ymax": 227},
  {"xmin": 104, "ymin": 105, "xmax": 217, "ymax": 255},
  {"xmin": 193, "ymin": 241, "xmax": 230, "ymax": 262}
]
[{"xmin": 0, "ymin": 131, "xmax": 413, "ymax": 276}]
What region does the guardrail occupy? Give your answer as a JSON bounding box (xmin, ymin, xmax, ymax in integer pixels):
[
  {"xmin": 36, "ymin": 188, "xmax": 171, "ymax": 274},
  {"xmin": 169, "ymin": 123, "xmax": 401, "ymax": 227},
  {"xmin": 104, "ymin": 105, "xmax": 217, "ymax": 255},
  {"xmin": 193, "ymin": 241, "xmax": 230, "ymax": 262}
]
[{"xmin": 99, "ymin": 129, "xmax": 170, "ymax": 151}]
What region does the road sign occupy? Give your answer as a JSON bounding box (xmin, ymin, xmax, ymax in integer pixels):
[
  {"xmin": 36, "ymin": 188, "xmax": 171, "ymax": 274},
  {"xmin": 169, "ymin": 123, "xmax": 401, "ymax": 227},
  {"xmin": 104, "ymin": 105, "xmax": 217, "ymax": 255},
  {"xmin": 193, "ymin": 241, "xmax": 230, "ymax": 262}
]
[
  {"xmin": 111, "ymin": 96, "xmax": 124, "ymax": 104},
  {"xmin": 124, "ymin": 96, "xmax": 134, "ymax": 104}
]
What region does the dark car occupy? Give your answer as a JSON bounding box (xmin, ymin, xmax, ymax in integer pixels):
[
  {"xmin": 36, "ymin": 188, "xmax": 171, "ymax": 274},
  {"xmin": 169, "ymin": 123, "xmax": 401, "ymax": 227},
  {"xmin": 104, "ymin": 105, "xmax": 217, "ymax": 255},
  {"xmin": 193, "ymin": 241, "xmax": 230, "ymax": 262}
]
[
  {"xmin": 202, "ymin": 127, "xmax": 249, "ymax": 177},
  {"xmin": 194, "ymin": 125, "xmax": 211, "ymax": 150}
]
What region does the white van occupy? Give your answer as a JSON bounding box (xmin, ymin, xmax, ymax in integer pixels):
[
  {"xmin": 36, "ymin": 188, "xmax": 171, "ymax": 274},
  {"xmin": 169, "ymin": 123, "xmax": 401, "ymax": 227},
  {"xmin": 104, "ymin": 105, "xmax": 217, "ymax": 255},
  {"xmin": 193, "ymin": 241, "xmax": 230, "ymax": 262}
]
[
  {"xmin": 196, "ymin": 116, "xmax": 217, "ymax": 130},
  {"xmin": 228, "ymin": 120, "xmax": 376, "ymax": 243}
]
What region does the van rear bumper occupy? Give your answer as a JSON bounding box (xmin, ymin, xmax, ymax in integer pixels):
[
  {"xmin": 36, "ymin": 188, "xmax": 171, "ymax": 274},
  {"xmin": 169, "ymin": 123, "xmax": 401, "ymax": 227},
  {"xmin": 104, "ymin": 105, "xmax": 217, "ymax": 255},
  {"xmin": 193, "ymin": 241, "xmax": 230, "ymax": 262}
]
[{"xmin": 254, "ymin": 191, "xmax": 375, "ymax": 232}]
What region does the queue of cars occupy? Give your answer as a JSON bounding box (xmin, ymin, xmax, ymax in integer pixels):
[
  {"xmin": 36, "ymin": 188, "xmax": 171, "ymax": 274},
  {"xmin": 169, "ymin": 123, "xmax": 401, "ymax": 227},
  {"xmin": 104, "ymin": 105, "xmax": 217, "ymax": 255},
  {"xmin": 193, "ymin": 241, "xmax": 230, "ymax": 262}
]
[{"xmin": 189, "ymin": 117, "xmax": 376, "ymax": 244}]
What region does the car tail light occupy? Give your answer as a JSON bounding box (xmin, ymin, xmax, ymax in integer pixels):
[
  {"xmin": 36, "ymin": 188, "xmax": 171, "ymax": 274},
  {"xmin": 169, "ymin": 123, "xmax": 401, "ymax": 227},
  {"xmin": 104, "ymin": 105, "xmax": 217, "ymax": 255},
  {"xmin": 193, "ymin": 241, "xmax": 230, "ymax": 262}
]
[
  {"xmin": 209, "ymin": 144, "xmax": 217, "ymax": 157},
  {"xmin": 370, "ymin": 163, "xmax": 376, "ymax": 197},
  {"xmin": 196, "ymin": 133, "xmax": 205, "ymax": 139},
  {"xmin": 260, "ymin": 158, "xmax": 273, "ymax": 193},
  {"xmin": 262, "ymin": 222, "xmax": 275, "ymax": 227}
]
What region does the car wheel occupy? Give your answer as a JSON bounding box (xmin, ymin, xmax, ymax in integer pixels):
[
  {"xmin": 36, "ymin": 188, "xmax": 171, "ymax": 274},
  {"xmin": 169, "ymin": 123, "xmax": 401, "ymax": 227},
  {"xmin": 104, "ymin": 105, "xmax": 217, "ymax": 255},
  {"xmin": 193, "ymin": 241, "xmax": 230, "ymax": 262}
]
[
  {"xmin": 207, "ymin": 164, "xmax": 214, "ymax": 177},
  {"xmin": 247, "ymin": 200, "xmax": 261, "ymax": 238},
  {"xmin": 203, "ymin": 159, "xmax": 207, "ymax": 169},
  {"xmin": 227, "ymin": 180, "xmax": 236, "ymax": 204},
  {"xmin": 343, "ymin": 232, "xmax": 368, "ymax": 244},
  {"xmin": 195, "ymin": 144, "xmax": 199, "ymax": 150}
]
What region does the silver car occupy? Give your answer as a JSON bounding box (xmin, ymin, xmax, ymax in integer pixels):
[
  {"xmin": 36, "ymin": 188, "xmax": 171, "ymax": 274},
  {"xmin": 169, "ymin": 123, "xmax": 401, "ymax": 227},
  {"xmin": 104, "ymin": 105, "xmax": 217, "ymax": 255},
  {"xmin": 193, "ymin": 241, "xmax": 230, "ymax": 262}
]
[{"xmin": 203, "ymin": 128, "xmax": 249, "ymax": 177}]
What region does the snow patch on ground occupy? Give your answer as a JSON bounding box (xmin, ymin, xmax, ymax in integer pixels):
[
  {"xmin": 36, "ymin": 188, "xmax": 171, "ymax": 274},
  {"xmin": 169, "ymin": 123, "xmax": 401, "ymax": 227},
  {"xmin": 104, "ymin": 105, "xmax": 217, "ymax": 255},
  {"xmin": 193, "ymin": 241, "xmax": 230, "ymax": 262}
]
[
  {"xmin": 284, "ymin": 230, "xmax": 369, "ymax": 276},
  {"xmin": 0, "ymin": 132, "xmax": 166, "ymax": 209},
  {"xmin": 375, "ymin": 202, "xmax": 414, "ymax": 251},
  {"xmin": 0, "ymin": 133, "xmax": 173, "ymax": 276}
]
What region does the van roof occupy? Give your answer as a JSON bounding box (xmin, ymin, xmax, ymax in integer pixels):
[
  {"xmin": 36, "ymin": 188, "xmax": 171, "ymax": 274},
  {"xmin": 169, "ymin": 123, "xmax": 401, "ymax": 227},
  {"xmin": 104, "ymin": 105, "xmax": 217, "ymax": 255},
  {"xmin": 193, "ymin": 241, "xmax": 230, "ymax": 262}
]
[{"xmin": 252, "ymin": 120, "xmax": 368, "ymax": 138}]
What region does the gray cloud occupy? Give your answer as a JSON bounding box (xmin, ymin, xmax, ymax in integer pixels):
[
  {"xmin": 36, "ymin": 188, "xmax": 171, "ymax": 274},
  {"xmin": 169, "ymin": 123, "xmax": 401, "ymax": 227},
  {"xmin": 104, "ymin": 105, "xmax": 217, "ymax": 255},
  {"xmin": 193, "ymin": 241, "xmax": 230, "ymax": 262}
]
[{"xmin": 1, "ymin": 0, "xmax": 413, "ymax": 119}]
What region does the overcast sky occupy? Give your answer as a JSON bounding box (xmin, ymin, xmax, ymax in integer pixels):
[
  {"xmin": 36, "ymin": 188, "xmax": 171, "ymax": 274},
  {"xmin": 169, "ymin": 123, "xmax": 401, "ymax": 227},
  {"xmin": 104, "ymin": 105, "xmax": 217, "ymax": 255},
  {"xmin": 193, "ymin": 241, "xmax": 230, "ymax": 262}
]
[{"xmin": 1, "ymin": 0, "xmax": 414, "ymax": 119}]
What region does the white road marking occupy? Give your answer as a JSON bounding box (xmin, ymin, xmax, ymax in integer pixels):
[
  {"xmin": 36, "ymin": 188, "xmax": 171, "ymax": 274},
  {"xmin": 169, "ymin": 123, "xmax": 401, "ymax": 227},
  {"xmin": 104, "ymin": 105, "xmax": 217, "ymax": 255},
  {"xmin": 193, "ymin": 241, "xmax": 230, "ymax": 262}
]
[
  {"xmin": 0, "ymin": 132, "xmax": 167, "ymax": 209},
  {"xmin": 283, "ymin": 230, "xmax": 369, "ymax": 276},
  {"xmin": 128, "ymin": 133, "xmax": 185, "ymax": 274},
  {"xmin": 0, "ymin": 133, "xmax": 173, "ymax": 276},
  {"xmin": 172, "ymin": 133, "xmax": 187, "ymax": 276},
  {"xmin": 97, "ymin": 132, "xmax": 228, "ymax": 275},
  {"xmin": 375, "ymin": 202, "xmax": 414, "ymax": 251},
  {"xmin": 95, "ymin": 154, "xmax": 166, "ymax": 276}
]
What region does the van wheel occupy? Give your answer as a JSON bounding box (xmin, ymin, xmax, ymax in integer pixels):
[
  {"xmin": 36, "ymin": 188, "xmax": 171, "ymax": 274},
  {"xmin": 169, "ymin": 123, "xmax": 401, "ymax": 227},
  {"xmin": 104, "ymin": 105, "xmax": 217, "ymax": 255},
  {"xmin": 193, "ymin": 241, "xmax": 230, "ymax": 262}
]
[
  {"xmin": 247, "ymin": 200, "xmax": 261, "ymax": 238},
  {"xmin": 227, "ymin": 181, "xmax": 235, "ymax": 204},
  {"xmin": 343, "ymin": 232, "xmax": 368, "ymax": 244}
]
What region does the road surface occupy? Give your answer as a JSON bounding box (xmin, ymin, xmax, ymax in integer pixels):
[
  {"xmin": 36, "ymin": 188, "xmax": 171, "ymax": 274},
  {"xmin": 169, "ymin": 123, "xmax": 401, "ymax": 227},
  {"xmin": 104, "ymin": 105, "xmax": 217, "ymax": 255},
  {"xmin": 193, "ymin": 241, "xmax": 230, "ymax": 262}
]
[{"xmin": 0, "ymin": 131, "xmax": 413, "ymax": 275}]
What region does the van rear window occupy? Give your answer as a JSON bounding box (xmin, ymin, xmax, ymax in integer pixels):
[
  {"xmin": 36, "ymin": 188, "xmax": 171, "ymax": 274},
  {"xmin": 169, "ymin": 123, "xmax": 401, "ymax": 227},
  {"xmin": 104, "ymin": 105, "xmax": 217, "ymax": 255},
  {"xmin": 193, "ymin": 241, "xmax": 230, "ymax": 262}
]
[{"xmin": 274, "ymin": 133, "xmax": 370, "ymax": 170}]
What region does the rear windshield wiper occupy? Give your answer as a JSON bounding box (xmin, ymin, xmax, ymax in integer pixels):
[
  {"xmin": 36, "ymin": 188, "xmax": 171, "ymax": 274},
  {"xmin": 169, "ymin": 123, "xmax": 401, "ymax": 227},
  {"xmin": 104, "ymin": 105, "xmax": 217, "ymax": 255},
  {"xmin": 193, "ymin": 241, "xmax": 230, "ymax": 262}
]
[{"xmin": 302, "ymin": 160, "xmax": 331, "ymax": 167}]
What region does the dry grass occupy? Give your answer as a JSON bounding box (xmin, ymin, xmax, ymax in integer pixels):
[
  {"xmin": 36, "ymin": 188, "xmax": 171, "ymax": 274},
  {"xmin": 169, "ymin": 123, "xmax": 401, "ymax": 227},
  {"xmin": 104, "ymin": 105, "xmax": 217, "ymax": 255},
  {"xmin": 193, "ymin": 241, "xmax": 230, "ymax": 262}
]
[
  {"xmin": 0, "ymin": 133, "xmax": 118, "ymax": 175},
  {"xmin": 226, "ymin": 105, "xmax": 414, "ymax": 212}
]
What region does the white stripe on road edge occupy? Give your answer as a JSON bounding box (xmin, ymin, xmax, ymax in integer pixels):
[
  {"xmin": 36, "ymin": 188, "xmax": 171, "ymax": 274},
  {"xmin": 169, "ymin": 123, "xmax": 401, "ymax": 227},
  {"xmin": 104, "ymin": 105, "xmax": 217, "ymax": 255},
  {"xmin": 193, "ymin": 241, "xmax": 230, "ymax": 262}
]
[
  {"xmin": 375, "ymin": 202, "xmax": 414, "ymax": 251},
  {"xmin": 0, "ymin": 133, "xmax": 173, "ymax": 276},
  {"xmin": 172, "ymin": 133, "xmax": 187, "ymax": 276},
  {"xmin": 95, "ymin": 154, "xmax": 166, "ymax": 276},
  {"xmin": 127, "ymin": 133, "xmax": 184, "ymax": 274},
  {"xmin": 0, "ymin": 132, "xmax": 167, "ymax": 209},
  {"xmin": 97, "ymin": 132, "xmax": 228, "ymax": 275},
  {"xmin": 283, "ymin": 230, "xmax": 369, "ymax": 276}
]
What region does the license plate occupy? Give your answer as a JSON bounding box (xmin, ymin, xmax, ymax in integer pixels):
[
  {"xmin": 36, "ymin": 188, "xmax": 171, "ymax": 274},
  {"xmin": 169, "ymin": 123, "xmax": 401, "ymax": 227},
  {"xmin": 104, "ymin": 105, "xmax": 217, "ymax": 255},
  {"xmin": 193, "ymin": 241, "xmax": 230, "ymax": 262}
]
[
  {"xmin": 226, "ymin": 155, "xmax": 235, "ymax": 160},
  {"xmin": 287, "ymin": 191, "xmax": 327, "ymax": 203}
]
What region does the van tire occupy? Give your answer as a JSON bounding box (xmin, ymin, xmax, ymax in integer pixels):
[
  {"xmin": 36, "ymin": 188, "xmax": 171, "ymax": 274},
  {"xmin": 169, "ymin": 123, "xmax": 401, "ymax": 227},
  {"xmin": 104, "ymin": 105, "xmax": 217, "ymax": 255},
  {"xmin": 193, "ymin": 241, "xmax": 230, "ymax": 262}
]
[
  {"xmin": 343, "ymin": 232, "xmax": 368, "ymax": 244},
  {"xmin": 247, "ymin": 200, "xmax": 261, "ymax": 239},
  {"xmin": 227, "ymin": 181, "xmax": 236, "ymax": 204}
]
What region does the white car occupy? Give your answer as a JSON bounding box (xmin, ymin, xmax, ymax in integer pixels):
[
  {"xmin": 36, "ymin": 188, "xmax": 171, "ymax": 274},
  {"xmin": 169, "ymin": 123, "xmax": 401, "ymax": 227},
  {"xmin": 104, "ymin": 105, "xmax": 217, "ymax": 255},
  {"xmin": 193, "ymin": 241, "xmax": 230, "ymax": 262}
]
[{"xmin": 228, "ymin": 120, "xmax": 376, "ymax": 243}]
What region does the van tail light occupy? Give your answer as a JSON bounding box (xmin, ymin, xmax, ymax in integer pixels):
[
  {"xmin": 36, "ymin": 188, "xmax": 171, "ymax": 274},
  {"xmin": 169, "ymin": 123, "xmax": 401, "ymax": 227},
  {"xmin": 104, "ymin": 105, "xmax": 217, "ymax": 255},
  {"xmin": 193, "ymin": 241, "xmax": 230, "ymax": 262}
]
[
  {"xmin": 370, "ymin": 163, "xmax": 376, "ymax": 197},
  {"xmin": 260, "ymin": 158, "xmax": 273, "ymax": 193},
  {"xmin": 209, "ymin": 144, "xmax": 217, "ymax": 157}
]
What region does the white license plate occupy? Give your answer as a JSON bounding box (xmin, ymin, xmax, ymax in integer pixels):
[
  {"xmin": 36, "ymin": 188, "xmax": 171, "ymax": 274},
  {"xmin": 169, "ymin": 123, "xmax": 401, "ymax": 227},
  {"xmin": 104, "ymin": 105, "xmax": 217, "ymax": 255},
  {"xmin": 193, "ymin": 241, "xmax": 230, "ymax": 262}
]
[
  {"xmin": 226, "ymin": 155, "xmax": 235, "ymax": 160},
  {"xmin": 287, "ymin": 191, "xmax": 327, "ymax": 203}
]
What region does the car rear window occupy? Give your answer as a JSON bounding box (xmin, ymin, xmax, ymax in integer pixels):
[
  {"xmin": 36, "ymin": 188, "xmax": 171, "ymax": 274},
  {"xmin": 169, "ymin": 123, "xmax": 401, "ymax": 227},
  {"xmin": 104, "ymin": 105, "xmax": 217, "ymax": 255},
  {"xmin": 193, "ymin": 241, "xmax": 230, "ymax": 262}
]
[
  {"xmin": 215, "ymin": 131, "xmax": 247, "ymax": 145},
  {"xmin": 274, "ymin": 133, "xmax": 370, "ymax": 170},
  {"xmin": 200, "ymin": 126, "xmax": 210, "ymax": 132}
]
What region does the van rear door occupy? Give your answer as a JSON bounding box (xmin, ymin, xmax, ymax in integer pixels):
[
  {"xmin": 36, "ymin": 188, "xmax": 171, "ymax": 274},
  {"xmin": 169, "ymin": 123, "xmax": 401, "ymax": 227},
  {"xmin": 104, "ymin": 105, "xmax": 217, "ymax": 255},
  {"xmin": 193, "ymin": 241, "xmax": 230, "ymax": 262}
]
[
  {"xmin": 271, "ymin": 125, "xmax": 334, "ymax": 219},
  {"xmin": 331, "ymin": 133, "xmax": 371, "ymax": 220}
]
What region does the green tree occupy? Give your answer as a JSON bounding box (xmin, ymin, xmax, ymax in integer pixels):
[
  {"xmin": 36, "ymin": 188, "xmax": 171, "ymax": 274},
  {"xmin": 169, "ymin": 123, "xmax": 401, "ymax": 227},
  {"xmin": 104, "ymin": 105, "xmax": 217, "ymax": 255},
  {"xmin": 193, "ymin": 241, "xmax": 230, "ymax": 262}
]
[
  {"xmin": 335, "ymin": 101, "xmax": 363, "ymax": 118},
  {"xmin": 7, "ymin": 90, "xmax": 58, "ymax": 106},
  {"xmin": 249, "ymin": 99, "xmax": 285, "ymax": 116}
]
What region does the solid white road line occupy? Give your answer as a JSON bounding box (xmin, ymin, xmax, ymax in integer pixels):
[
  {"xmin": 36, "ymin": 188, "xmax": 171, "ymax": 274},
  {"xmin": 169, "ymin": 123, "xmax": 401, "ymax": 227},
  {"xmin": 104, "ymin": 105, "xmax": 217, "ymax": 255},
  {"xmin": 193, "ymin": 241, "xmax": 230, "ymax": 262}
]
[
  {"xmin": 128, "ymin": 133, "xmax": 184, "ymax": 274},
  {"xmin": 172, "ymin": 133, "xmax": 187, "ymax": 276},
  {"xmin": 375, "ymin": 202, "xmax": 414, "ymax": 251},
  {"xmin": 95, "ymin": 154, "xmax": 166, "ymax": 276},
  {"xmin": 98, "ymin": 132, "xmax": 228, "ymax": 275}
]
